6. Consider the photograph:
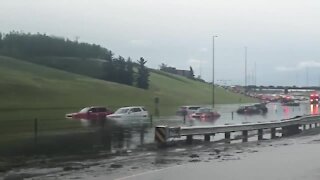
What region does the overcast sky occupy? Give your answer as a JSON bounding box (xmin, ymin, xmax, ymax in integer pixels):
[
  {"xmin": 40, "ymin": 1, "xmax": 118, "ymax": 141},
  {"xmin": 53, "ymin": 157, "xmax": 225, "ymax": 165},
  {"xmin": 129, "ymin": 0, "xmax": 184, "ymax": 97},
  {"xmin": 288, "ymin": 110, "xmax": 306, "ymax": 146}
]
[{"xmin": 2, "ymin": 0, "xmax": 320, "ymax": 86}]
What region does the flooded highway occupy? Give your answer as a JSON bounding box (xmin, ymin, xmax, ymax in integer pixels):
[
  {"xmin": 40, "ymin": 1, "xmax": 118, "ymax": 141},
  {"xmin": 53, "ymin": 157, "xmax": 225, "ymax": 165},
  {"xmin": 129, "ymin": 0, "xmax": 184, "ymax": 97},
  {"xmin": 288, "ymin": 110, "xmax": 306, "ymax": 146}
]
[
  {"xmin": 71, "ymin": 102, "xmax": 319, "ymax": 152},
  {"xmin": 10, "ymin": 102, "xmax": 320, "ymax": 180}
]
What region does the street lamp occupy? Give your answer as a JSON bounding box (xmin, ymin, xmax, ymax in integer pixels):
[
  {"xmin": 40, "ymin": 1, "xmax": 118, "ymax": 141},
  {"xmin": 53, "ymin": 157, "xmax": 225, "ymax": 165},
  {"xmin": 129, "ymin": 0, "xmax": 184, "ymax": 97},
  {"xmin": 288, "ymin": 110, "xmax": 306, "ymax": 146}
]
[
  {"xmin": 244, "ymin": 46, "xmax": 248, "ymax": 93},
  {"xmin": 212, "ymin": 35, "xmax": 218, "ymax": 108}
]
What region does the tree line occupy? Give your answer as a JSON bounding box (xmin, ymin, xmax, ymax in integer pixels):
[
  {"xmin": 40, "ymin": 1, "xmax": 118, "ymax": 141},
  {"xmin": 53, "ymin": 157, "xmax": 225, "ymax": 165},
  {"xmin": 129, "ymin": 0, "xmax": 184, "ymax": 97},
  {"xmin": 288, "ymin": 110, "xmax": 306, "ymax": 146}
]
[
  {"xmin": 103, "ymin": 55, "xmax": 149, "ymax": 89},
  {"xmin": 0, "ymin": 31, "xmax": 109, "ymax": 58},
  {"xmin": 0, "ymin": 31, "xmax": 149, "ymax": 89}
]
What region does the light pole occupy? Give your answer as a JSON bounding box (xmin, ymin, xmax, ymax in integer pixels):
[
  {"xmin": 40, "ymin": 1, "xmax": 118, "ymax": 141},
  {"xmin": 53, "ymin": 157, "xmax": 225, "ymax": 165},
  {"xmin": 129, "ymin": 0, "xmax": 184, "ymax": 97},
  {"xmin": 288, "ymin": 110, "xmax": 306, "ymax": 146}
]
[
  {"xmin": 212, "ymin": 35, "xmax": 218, "ymax": 108},
  {"xmin": 244, "ymin": 46, "xmax": 247, "ymax": 93}
]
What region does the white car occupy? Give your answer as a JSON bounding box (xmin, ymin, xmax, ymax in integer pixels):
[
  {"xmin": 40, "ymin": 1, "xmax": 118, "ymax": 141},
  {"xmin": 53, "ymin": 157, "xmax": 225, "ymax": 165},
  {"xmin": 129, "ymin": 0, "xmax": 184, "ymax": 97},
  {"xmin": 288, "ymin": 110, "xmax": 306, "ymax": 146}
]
[
  {"xmin": 176, "ymin": 106, "xmax": 201, "ymax": 116},
  {"xmin": 107, "ymin": 106, "xmax": 149, "ymax": 121}
]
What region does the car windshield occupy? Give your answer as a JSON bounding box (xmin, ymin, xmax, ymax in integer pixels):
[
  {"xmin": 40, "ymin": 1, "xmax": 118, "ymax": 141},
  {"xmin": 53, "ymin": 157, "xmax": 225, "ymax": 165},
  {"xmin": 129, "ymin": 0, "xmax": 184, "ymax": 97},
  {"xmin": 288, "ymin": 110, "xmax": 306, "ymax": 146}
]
[
  {"xmin": 79, "ymin": 107, "xmax": 90, "ymax": 113},
  {"xmin": 197, "ymin": 108, "xmax": 211, "ymax": 113},
  {"xmin": 179, "ymin": 106, "xmax": 187, "ymax": 110},
  {"xmin": 114, "ymin": 108, "xmax": 129, "ymax": 114},
  {"xmin": 189, "ymin": 106, "xmax": 201, "ymax": 110}
]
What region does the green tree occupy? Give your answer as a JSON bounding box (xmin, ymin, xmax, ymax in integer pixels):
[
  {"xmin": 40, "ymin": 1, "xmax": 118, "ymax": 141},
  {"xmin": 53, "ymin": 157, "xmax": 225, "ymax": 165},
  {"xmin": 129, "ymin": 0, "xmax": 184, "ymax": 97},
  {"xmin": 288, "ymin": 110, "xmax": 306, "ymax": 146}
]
[
  {"xmin": 116, "ymin": 56, "xmax": 127, "ymax": 84},
  {"xmin": 137, "ymin": 57, "xmax": 150, "ymax": 89},
  {"xmin": 125, "ymin": 57, "xmax": 134, "ymax": 85},
  {"xmin": 159, "ymin": 63, "xmax": 168, "ymax": 71},
  {"xmin": 0, "ymin": 33, "xmax": 2, "ymax": 50},
  {"xmin": 189, "ymin": 66, "xmax": 195, "ymax": 79},
  {"xmin": 0, "ymin": 31, "xmax": 110, "ymax": 58},
  {"xmin": 102, "ymin": 52, "xmax": 115, "ymax": 81}
]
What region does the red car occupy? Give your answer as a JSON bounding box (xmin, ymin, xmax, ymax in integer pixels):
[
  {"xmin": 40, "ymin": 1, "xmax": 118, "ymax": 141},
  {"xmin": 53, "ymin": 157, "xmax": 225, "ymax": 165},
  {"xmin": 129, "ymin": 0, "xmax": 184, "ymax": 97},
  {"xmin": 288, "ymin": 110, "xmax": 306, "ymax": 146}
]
[
  {"xmin": 66, "ymin": 106, "xmax": 113, "ymax": 120},
  {"xmin": 191, "ymin": 107, "xmax": 220, "ymax": 120},
  {"xmin": 310, "ymin": 92, "xmax": 319, "ymax": 104}
]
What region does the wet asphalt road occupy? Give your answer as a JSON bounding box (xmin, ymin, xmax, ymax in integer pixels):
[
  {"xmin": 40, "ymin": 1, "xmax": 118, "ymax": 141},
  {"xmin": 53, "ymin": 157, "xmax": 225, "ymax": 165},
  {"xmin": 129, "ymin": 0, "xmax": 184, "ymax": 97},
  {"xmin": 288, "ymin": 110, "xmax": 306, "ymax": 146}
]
[
  {"xmin": 106, "ymin": 130, "xmax": 320, "ymax": 180},
  {"xmin": 75, "ymin": 102, "xmax": 316, "ymax": 151},
  {"xmin": 20, "ymin": 122, "xmax": 320, "ymax": 180},
  {"xmin": 2, "ymin": 102, "xmax": 320, "ymax": 180}
]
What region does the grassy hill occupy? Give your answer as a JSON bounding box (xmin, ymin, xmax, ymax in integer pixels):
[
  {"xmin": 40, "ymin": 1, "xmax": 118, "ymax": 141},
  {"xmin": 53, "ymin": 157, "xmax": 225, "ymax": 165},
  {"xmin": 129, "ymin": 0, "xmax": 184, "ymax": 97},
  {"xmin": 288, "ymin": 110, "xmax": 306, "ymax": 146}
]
[
  {"xmin": 0, "ymin": 55, "xmax": 256, "ymax": 143},
  {"xmin": 1, "ymin": 56, "xmax": 256, "ymax": 112}
]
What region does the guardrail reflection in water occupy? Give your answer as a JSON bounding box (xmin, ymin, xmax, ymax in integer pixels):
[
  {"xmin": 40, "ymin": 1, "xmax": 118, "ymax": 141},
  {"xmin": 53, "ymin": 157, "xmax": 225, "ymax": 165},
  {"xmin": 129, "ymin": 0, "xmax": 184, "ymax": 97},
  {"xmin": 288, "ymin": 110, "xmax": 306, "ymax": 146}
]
[{"xmin": 154, "ymin": 115, "xmax": 320, "ymax": 147}]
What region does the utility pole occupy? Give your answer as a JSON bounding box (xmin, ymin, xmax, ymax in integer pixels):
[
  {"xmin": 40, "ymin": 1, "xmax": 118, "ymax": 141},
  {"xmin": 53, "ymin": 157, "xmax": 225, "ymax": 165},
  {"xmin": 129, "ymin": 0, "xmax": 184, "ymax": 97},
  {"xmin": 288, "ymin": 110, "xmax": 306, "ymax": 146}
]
[
  {"xmin": 306, "ymin": 67, "xmax": 309, "ymax": 87},
  {"xmin": 199, "ymin": 59, "xmax": 202, "ymax": 78},
  {"xmin": 254, "ymin": 62, "xmax": 257, "ymax": 86},
  {"xmin": 212, "ymin": 35, "xmax": 218, "ymax": 108},
  {"xmin": 244, "ymin": 47, "xmax": 248, "ymax": 93}
]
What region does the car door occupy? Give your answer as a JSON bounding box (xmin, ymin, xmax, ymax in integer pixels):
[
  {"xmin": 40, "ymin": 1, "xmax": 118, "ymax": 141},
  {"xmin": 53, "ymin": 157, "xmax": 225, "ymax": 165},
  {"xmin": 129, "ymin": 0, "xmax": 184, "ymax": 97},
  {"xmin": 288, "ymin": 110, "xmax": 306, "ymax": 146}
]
[
  {"xmin": 129, "ymin": 107, "xmax": 143, "ymax": 120},
  {"xmin": 141, "ymin": 107, "xmax": 149, "ymax": 120},
  {"xmin": 126, "ymin": 108, "xmax": 136, "ymax": 120},
  {"xmin": 89, "ymin": 107, "xmax": 98, "ymax": 119}
]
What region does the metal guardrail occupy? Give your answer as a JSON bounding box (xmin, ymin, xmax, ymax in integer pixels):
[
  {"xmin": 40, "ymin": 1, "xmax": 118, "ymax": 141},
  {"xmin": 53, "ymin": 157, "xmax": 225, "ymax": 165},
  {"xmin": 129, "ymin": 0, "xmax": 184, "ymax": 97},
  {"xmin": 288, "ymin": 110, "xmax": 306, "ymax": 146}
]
[{"xmin": 155, "ymin": 115, "xmax": 320, "ymax": 147}]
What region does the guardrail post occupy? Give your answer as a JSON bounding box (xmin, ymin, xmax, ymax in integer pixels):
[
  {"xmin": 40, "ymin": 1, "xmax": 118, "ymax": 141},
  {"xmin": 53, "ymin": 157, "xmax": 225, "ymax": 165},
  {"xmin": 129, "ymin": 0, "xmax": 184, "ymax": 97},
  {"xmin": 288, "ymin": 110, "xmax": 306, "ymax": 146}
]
[
  {"xmin": 309, "ymin": 124, "xmax": 313, "ymax": 129},
  {"xmin": 315, "ymin": 123, "xmax": 318, "ymax": 128},
  {"xmin": 150, "ymin": 114, "xmax": 153, "ymax": 125},
  {"xmin": 225, "ymin": 132, "xmax": 231, "ymax": 144},
  {"xmin": 186, "ymin": 135, "xmax": 193, "ymax": 144},
  {"xmin": 155, "ymin": 126, "xmax": 168, "ymax": 148},
  {"xmin": 34, "ymin": 118, "xmax": 38, "ymax": 147},
  {"xmin": 303, "ymin": 124, "xmax": 306, "ymax": 130},
  {"xmin": 271, "ymin": 128, "xmax": 276, "ymax": 139},
  {"xmin": 231, "ymin": 112, "xmax": 234, "ymax": 120},
  {"xmin": 242, "ymin": 130, "xmax": 248, "ymax": 142},
  {"xmin": 258, "ymin": 129, "xmax": 263, "ymax": 140},
  {"xmin": 282, "ymin": 125, "xmax": 300, "ymax": 137},
  {"xmin": 204, "ymin": 135, "xmax": 210, "ymax": 142}
]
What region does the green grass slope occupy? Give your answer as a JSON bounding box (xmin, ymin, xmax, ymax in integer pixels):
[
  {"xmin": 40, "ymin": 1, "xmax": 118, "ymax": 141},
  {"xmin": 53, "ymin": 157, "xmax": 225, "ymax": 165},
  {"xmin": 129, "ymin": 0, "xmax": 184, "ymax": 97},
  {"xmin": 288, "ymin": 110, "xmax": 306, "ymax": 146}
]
[
  {"xmin": 0, "ymin": 55, "xmax": 256, "ymax": 143},
  {"xmin": 0, "ymin": 55, "xmax": 256, "ymax": 115}
]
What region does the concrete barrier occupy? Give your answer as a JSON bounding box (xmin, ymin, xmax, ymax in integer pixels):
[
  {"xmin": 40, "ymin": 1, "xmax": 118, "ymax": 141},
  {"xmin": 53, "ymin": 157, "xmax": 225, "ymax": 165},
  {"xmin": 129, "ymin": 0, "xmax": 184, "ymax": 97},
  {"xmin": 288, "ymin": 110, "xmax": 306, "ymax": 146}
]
[{"xmin": 155, "ymin": 115, "xmax": 320, "ymax": 147}]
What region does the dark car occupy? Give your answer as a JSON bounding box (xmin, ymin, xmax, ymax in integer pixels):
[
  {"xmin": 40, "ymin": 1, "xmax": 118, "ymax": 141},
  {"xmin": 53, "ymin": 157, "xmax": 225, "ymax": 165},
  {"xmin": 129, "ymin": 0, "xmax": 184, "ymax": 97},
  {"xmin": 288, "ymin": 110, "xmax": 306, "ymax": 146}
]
[
  {"xmin": 253, "ymin": 103, "xmax": 268, "ymax": 113},
  {"xmin": 237, "ymin": 103, "xmax": 268, "ymax": 114},
  {"xmin": 282, "ymin": 101, "xmax": 300, "ymax": 106},
  {"xmin": 66, "ymin": 106, "xmax": 113, "ymax": 120}
]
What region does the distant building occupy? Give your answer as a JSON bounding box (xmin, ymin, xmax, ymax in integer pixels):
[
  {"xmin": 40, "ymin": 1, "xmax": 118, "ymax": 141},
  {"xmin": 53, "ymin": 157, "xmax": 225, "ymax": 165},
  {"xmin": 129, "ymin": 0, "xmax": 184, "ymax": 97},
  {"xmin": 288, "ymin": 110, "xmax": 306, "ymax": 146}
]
[
  {"xmin": 176, "ymin": 69, "xmax": 192, "ymax": 78},
  {"xmin": 160, "ymin": 65, "xmax": 192, "ymax": 78}
]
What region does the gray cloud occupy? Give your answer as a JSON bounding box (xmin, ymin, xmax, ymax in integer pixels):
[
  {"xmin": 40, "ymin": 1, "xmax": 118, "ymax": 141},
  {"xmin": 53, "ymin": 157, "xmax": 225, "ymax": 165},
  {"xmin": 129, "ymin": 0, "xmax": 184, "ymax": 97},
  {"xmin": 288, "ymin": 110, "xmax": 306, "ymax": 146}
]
[
  {"xmin": 129, "ymin": 40, "xmax": 152, "ymax": 47},
  {"xmin": 276, "ymin": 61, "xmax": 320, "ymax": 72},
  {"xmin": 2, "ymin": 0, "xmax": 320, "ymax": 85}
]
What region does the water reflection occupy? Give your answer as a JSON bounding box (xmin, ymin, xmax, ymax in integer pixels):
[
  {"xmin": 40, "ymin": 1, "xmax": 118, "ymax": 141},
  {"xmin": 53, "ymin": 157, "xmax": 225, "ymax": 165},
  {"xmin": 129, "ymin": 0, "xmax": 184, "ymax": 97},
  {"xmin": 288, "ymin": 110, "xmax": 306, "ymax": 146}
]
[
  {"xmin": 283, "ymin": 106, "xmax": 290, "ymax": 119},
  {"xmin": 66, "ymin": 102, "xmax": 317, "ymax": 149},
  {"xmin": 71, "ymin": 118, "xmax": 152, "ymax": 152},
  {"xmin": 187, "ymin": 116, "xmax": 219, "ymax": 126},
  {"xmin": 310, "ymin": 104, "xmax": 319, "ymax": 115}
]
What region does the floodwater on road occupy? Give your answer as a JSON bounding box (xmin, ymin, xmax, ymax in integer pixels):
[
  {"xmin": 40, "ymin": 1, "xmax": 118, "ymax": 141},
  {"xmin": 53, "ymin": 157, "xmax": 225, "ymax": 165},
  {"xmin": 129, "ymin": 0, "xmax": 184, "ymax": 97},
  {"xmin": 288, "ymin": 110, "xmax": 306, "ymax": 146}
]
[
  {"xmin": 2, "ymin": 102, "xmax": 320, "ymax": 180},
  {"xmin": 72, "ymin": 102, "xmax": 319, "ymax": 152},
  {"xmin": 15, "ymin": 118, "xmax": 320, "ymax": 180}
]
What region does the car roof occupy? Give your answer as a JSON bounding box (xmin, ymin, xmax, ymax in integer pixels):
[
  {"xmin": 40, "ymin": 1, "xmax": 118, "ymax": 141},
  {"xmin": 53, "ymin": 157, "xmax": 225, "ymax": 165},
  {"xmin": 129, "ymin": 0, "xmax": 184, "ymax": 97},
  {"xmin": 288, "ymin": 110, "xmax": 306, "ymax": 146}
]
[
  {"xmin": 89, "ymin": 106, "xmax": 106, "ymax": 109},
  {"xmin": 198, "ymin": 107, "xmax": 211, "ymax": 110},
  {"xmin": 181, "ymin": 105, "xmax": 201, "ymax": 108},
  {"xmin": 118, "ymin": 106, "xmax": 145, "ymax": 109}
]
